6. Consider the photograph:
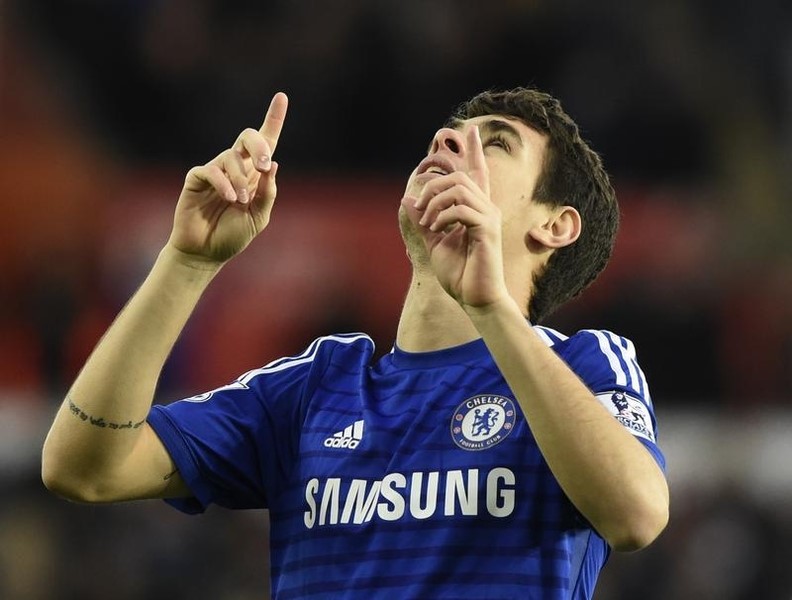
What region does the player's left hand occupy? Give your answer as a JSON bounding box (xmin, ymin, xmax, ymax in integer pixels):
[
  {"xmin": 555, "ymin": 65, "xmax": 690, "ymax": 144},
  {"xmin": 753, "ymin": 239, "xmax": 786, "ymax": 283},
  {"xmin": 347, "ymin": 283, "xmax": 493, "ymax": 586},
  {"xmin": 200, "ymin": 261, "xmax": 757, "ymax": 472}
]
[{"xmin": 400, "ymin": 126, "xmax": 511, "ymax": 312}]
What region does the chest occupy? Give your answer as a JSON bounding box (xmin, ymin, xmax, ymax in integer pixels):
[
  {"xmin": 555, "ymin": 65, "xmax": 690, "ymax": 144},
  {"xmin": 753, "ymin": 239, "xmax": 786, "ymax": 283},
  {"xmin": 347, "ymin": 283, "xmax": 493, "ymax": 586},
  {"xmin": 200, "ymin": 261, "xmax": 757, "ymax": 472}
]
[
  {"xmin": 297, "ymin": 365, "xmax": 541, "ymax": 486},
  {"xmin": 278, "ymin": 362, "xmax": 571, "ymax": 535}
]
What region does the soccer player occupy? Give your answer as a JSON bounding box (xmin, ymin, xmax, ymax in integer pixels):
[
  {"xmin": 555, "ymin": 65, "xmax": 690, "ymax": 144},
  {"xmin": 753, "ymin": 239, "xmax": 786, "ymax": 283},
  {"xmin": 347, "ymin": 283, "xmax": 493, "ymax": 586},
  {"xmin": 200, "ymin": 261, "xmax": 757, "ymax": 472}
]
[{"xmin": 42, "ymin": 88, "xmax": 669, "ymax": 599}]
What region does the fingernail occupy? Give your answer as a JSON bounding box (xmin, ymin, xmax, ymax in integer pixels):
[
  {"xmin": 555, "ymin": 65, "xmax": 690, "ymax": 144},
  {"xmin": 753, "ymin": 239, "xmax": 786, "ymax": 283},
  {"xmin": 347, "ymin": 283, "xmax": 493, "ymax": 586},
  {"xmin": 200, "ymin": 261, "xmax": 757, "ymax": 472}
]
[
  {"xmin": 239, "ymin": 188, "xmax": 249, "ymax": 204},
  {"xmin": 259, "ymin": 156, "xmax": 271, "ymax": 170}
]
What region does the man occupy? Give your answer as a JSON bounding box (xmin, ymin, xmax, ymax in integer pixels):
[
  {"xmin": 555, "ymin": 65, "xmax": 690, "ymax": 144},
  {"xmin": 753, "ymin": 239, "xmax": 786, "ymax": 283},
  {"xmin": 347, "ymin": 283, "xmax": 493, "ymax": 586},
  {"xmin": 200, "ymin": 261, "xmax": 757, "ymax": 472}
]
[{"xmin": 42, "ymin": 88, "xmax": 669, "ymax": 599}]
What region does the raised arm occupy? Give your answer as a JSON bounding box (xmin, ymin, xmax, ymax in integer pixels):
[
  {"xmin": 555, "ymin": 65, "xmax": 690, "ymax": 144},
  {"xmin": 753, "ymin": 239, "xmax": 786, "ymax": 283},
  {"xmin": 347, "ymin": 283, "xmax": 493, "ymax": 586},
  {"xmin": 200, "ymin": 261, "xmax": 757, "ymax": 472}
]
[
  {"xmin": 41, "ymin": 93, "xmax": 289, "ymax": 503},
  {"xmin": 401, "ymin": 124, "xmax": 669, "ymax": 552}
]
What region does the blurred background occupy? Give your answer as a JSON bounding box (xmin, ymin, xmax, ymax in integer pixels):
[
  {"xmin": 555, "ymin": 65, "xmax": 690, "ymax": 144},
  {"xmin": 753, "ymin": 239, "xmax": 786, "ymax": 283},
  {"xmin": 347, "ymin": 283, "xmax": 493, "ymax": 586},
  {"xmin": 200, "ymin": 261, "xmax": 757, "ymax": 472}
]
[{"xmin": 1, "ymin": 0, "xmax": 791, "ymax": 598}]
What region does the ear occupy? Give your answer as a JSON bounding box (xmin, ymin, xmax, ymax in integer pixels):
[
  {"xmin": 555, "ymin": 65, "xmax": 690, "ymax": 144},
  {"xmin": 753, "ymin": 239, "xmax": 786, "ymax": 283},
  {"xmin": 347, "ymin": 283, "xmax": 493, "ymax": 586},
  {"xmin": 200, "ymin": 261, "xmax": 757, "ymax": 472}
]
[{"xmin": 527, "ymin": 206, "xmax": 581, "ymax": 249}]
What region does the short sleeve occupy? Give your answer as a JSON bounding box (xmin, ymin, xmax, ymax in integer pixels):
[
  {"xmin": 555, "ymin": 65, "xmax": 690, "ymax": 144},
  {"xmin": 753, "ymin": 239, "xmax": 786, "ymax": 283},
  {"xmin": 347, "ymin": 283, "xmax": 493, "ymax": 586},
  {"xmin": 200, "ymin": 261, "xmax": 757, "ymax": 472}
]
[
  {"xmin": 148, "ymin": 346, "xmax": 318, "ymax": 514},
  {"xmin": 559, "ymin": 329, "xmax": 666, "ymax": 470}
]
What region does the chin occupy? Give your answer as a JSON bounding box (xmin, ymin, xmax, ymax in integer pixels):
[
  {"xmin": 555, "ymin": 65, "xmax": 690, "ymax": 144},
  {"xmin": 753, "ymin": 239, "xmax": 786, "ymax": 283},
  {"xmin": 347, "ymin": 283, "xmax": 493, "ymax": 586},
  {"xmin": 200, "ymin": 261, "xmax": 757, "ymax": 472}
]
[{"xmin": 403, "ymin": 173, "xmax": 424, "ymax": 199}]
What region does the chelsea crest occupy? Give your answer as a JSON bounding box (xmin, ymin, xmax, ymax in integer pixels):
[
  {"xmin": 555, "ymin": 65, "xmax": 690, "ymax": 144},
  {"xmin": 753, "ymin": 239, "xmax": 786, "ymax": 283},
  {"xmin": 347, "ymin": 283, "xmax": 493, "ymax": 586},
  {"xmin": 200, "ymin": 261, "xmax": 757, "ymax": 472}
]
[{"xmin": 451, "ymin": 394, "xmax": 516, "ymax": 451}]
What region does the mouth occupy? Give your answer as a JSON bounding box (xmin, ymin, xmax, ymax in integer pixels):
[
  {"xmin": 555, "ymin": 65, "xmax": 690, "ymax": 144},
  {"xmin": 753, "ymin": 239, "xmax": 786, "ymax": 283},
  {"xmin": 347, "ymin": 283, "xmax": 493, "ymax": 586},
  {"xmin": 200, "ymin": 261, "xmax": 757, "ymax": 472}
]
[{"xmin": 416, "ymin": 155, "xmax": 456, "ymax": 177}]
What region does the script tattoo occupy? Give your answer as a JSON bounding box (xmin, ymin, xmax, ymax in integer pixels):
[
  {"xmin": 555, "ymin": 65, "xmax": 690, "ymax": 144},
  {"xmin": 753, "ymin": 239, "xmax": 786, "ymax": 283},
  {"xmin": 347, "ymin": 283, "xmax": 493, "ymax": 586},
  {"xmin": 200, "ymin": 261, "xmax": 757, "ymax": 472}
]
[{"xmin": 67, "ymin": 397, "xmax": 146, "ymax": 430}]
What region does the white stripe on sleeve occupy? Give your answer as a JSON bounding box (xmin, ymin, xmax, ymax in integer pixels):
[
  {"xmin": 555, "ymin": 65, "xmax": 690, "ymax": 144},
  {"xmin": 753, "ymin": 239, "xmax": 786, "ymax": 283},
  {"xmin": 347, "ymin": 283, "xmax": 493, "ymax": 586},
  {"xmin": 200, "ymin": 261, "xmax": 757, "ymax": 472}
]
[
  {"xmin": 240, "ymin": 333, "xmax": 373, "ymax": 380},
  {"xmin": 586, "ymin": 330, "xmax": 628, "ymax": 387},
  {"xmin": 604, "ymin": 331, "xmax": 640, "ymax": 395},
  {"xmin": 180, "ymin": 333, "xmax": 372, "ymax": 403}
]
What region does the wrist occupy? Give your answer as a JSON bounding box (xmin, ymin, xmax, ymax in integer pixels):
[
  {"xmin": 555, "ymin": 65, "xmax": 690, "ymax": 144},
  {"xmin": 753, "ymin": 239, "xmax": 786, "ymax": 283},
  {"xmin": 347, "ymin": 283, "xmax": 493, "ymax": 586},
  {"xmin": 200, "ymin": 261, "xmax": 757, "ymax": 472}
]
[
  {"xmin": 160, "ymin": 243, "xmax": 226, "ymax": 275},
  {"xmin": 462, "ymin": 294, "xmax": 525, "ymax": 324},
  {"xmin": 154, "ymin": 245, "xmax": 225, "ymax": 295}
]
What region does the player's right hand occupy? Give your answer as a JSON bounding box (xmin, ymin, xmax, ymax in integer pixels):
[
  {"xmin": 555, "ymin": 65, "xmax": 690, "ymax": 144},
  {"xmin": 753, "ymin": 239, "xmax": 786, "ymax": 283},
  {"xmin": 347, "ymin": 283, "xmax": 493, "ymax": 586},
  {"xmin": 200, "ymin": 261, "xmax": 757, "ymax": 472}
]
[{"xmin": 167, "ymin": 92, "xmax": 288, "ymax": 264}]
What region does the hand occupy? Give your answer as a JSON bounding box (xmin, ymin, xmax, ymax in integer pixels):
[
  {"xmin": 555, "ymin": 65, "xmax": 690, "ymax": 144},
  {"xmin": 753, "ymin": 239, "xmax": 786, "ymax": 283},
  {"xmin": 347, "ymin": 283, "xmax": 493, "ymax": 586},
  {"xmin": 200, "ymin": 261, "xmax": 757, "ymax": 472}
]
[
  {"xmin": 400, "ymin": 126, "xmax": 510, "ymax": 311},
  {"xmin": 168, "ymin": 92, "xmax": 288, "ymax": 264}
]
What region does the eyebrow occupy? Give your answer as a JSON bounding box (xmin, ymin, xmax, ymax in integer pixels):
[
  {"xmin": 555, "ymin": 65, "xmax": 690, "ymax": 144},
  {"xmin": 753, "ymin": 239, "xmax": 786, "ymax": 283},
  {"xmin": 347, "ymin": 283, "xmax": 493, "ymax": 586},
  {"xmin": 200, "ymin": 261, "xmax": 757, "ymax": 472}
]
[
  {"xmin": 426, "ymin": 117, "xmax": 525, "ymax": 153},
  {"xmin": 477, "ymin": 119, "xmax": 525, "ymax": 149}
]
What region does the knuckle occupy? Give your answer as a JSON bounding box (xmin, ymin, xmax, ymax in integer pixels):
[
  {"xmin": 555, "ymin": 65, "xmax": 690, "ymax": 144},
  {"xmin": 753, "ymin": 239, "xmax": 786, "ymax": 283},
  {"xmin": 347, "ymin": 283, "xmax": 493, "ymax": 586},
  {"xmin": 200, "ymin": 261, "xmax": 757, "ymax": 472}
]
[
  {"xmin": 185, "ymin": 166, "xmax": 200, "ymax": 183},
  {"xmin": 233, "ymin": 129, "xmax": 260, "ymax": 154},
  {"xmin": 205, "ymin": 164, "xmax": 222, "ymax": 177},
  {"xmin": 188, "ymin": 164, "xmax": 212, "ymax": 180},
  {"xmin": 237, "ymin": 127, "xmax": 258, "ymax": 143},
  {"xmin": 219, "ymin": 148, "xmax": 234, "ymax": 162}
]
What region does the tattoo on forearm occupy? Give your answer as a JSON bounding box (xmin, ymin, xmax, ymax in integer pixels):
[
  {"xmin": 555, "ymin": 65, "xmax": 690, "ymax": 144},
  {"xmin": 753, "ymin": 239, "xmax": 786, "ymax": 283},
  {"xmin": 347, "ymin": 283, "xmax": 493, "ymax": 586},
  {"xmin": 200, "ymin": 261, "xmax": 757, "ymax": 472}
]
[{"xmin": 67, "ymin": 397, "xmax": 146, "ymax": 430}]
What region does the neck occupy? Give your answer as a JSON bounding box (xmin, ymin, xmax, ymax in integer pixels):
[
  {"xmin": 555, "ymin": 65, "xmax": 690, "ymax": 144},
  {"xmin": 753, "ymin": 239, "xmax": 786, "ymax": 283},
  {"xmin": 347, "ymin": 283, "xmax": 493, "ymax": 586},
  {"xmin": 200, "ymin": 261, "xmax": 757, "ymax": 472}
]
[{"xmin": 395, "ymin": 273, "xmax": 481, "ymax": 352}]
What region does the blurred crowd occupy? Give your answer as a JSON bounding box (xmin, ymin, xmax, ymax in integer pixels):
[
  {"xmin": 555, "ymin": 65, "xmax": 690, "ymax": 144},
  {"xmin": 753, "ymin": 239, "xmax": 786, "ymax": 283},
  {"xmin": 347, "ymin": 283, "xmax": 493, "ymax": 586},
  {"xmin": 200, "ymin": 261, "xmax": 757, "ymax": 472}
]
[{"xmin": 1, "ymin": 0, "xmax": 791, "ymax": 598}]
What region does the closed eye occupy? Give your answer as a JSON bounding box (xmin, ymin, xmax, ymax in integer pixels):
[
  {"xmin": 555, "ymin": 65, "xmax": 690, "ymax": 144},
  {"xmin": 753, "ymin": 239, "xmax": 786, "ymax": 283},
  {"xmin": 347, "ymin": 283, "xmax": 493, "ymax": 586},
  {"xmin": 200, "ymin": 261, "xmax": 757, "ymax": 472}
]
[{"xmin": 484, "ymin": 134, "xmax": 511, "ymax": 152}]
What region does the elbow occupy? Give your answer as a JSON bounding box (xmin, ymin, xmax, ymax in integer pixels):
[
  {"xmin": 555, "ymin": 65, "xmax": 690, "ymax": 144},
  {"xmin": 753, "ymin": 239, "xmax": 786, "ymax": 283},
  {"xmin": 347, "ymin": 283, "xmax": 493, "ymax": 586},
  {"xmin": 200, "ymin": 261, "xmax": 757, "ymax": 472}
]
[
  {"xmin": 41, "ymin": 472, "xmax": 84, "ymax": 503},
  {"xmin": 42, "ymin": 468, "xmax": 109, "ymax": 504},
  {"xmin": 605, "ymin": 498, "xmax": 669, "ymax": 553},
  {"xmin": 41, "ymin": 460, "xmax": 86, "ymax": 503},
  {"xmin": 41, "ymin": 449, "xmax": 108, "ymax": 504}
]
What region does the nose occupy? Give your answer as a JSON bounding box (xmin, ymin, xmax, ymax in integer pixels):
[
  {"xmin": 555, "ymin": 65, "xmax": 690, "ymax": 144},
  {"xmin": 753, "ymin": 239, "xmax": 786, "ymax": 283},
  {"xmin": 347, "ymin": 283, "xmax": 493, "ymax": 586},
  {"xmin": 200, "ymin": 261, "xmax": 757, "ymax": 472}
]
[{"xmin": 430, "ymin": 127, "xmax": 465, "ymax": 156}]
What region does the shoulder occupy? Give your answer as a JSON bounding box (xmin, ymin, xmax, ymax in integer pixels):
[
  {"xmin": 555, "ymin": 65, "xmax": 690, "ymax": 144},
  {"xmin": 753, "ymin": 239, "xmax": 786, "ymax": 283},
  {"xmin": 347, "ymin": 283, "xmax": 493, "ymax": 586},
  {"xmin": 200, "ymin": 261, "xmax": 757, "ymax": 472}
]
[
  {"xmin": 163, "ymin": 333, "xmax": 376, "ymax": 413},
  {"xmin": 534, "ymin": 325, "xmax": 649, "ymax": 401},
  {"xmin": 232, "ymin": 332, "xmax": 374, "ymax": 388},
  {"xmin": 254, "ymin": 332, "xmax": 374, "ymax": 373}
]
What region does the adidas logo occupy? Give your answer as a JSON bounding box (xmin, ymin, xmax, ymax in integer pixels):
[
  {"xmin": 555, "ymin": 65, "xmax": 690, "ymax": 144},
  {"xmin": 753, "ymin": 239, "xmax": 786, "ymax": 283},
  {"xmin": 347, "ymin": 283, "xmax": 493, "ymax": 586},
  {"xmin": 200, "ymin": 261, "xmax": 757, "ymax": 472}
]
[{"xmin": 324, "ymin": 420, "xmax": 365, "ymax": 449}]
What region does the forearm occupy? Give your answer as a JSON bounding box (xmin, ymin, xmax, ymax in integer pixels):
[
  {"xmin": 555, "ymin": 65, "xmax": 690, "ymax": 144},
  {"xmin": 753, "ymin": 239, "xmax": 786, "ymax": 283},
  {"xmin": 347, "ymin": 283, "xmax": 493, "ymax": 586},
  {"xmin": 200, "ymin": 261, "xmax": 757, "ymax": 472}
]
[
  {"xmin": 467, "ymin": 298, "xmax": 669, "ymax": 550},
  {"xmin": 42, "ymin": 245, "xmax": 221, "ymax": 494}
]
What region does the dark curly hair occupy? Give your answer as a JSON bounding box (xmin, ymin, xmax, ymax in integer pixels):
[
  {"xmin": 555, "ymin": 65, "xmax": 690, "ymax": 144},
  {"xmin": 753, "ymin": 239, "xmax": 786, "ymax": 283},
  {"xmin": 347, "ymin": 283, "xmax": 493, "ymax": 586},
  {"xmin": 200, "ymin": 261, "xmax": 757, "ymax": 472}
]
[{"xmin": 447, "ymin": 87, "xmax": 619, "ymax": 323}]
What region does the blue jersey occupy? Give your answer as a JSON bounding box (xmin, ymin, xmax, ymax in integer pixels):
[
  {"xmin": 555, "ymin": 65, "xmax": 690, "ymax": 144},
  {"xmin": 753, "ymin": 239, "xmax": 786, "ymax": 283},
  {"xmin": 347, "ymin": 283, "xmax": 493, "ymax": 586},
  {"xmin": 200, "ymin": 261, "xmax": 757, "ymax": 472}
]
[{"xmin": 148, "ymin": 327, "xmax": 665, "ymax": 600}]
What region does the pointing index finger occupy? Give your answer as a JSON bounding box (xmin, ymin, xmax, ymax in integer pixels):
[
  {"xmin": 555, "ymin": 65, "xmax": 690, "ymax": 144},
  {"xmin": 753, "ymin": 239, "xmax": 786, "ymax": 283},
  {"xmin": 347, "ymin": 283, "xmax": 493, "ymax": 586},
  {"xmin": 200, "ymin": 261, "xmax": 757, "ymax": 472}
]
[
  {"xmin": 467, "ymin": 125, "xmax": 490, "ymax": 196},
  {"xmin": 260, "ymin": 92, "xmax": 289, "ymax": 156}
]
